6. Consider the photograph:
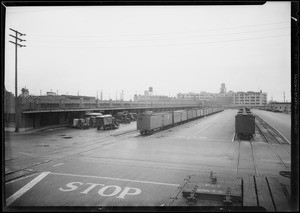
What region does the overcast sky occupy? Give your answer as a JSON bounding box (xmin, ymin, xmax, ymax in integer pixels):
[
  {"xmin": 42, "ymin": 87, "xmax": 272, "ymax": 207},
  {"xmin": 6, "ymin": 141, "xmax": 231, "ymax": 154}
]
[{"xmin": 5, "ymin": 2, "xmax": 291, "ymax": 101}]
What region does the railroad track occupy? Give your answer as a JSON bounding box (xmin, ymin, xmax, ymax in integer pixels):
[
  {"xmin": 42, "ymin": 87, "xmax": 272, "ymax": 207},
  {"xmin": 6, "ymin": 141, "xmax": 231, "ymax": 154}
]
[
  {"xmin": 254, "ymin": 115, "xmax": 290, "ymax": 171},
  {"xmin": 235, "ymin": 137, "xmax": 258, "ymax": 176}
]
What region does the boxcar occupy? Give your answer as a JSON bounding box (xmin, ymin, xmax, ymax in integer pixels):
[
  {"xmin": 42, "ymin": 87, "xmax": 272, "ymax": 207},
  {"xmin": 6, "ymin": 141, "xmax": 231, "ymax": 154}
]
[
  {"xmin": 192, "ymin": 109, "xmax": 197, "ymax": 118},
  {"xmin": 187, "ymin": 110, "xmax": 193, "ymax": 120},
  {"xmin": 196, "ymin": 109, "xmax": 201, "ymax": 117},
  {"xmin": 173, "ymin": 110, "xmax": 183, "ymax": 124},
  {"xmin": 162, "ymin": 111, "xmax": 173, "ymax": 127},
  {"xmin": 235, "ymin": 112, "xmax": 255, "ymax": 139},
  {"xmin": 137, "ymin": 111, "xmax": 173, "ymax": 135},
  {"xmin": 208, "ymin": 108, "xmax": 212, "ymax": 115},
  {"xmin": 203, "ymin": 108, "xmax": 207, "ymax": 116},
  {"xmin": 137, "ymin": 113, "xmax": 162, "ymax": 134},
  {"xmin": 182, "ymin": 110, "xmax": 188, "ymax": 122}
]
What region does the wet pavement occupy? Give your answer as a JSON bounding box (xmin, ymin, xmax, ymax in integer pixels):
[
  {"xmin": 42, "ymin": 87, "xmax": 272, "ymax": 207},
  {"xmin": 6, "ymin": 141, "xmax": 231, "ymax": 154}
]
[{"xmin": 4, "ymin": 109, "xmax": 291, "ymax": 208}]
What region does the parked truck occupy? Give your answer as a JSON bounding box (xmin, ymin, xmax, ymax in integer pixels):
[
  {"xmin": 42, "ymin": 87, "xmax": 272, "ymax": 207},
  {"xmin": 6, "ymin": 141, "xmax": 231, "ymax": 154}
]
[
  {"xmin": 114, "ymin": 111, "xmax": 131, "ymax": 124},
  {"xmin": 71, "ymin": 118, "xmax": 89, "ymax": 129},
  {"xmin": 96, "ymin": 114, "xmax": 119, "ymax": 130}
]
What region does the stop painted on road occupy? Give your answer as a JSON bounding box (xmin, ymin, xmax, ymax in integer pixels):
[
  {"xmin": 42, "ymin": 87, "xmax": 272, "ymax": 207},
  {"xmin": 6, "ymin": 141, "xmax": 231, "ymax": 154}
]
[{"xmin": 7, "ymin": 172, "xmax": 179, "ymax": 206}]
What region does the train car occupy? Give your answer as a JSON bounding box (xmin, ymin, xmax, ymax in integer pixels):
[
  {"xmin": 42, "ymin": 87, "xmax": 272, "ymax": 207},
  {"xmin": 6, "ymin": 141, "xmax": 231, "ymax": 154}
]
[
  {"xmin": 196, "ymin": 109, "xmax": 201, "ymax": 117},
  {"xmin": 213, "ymin": 107, "xmax": 220, "ymax": 114},
  {"xmin": 182, "ymin": 110, "xmax": 188, "ymax": 122},
  {"xmin": 187, "ymin": 110, "xmax": 193, "ymax": 120},
  {"xmin": 192, "ymin": 109, "xmax": 197, "ymax": 119},
  {"xmin": 137, "ymin": 107, "xmax": 223, "ymax": 135},
  {"xmin": 199, "ymin": 108, "xmax": 204, "ymax": 117},
  {"xmin": 162, "ymin": 111, "xmax": 173, "ymax": 127},
  {"xmin": 203, "ymin": 108, "xmax": 207, "ymax": 116},
  {"xmin": 137, "ymin": 111, "xmax": 173, "ymax": 135},
  {"xmin": 235, "ymin": 110, "xmax": 255, "ymax": 139},
  {"xmin": 208, "ymin": 108, "xmax": 212, "ymax": 115},
  {"xmin": 173, "ymin": 110, "xmax": 184, "ymax": 124}
]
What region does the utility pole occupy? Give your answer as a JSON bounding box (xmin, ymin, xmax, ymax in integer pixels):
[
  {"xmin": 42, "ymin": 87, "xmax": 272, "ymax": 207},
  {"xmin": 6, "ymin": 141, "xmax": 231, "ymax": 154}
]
[
  {"xmin": 284, "ymin": 92, "xmax": 285, "ymax": 102},
  {"xmin": 9, "ymin": 28, "xmax": 26, "ymax": 132}
]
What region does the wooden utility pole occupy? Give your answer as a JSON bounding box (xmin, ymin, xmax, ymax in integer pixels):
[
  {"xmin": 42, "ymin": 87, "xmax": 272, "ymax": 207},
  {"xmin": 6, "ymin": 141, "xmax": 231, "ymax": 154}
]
[{"xmin": 9, "ymin": 28, "xmax": 26, "ymax": 132}]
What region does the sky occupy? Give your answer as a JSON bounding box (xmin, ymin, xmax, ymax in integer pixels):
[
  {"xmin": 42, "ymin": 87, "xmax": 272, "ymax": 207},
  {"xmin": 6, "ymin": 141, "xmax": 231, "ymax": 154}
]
[{"xmin": 4, "ymin": 2, "xmax": 291, "ymax": 102}]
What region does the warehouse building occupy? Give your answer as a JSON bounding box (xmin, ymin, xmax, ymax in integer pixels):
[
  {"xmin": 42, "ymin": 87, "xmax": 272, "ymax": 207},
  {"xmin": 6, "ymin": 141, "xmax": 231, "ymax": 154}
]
[
  {"xmin": 268, "ymin": 101, "xmax": 291, "ymax": 112},
  {"xmin": 233, "ymin": 90, "xmax": 267, "ymax": 107},
  {"xmin": 176, "ymin": 84, "xmax": 267, "ymax": 107}
]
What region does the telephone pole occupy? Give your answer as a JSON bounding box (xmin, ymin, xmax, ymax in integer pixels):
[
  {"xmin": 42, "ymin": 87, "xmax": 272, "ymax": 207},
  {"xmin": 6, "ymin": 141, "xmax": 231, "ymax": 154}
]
[{"xmin": 9, "ymin": 28, "xmax": 26, "ymax": 132}]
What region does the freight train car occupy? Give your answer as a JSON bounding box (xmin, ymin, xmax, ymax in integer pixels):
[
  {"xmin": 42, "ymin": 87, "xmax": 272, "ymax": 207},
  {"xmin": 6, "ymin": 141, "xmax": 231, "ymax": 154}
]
[
  {"xmin": 137, "ymin": 107, "xmax": 223, "ymax": 135},
  {"xmin": 196, "ymin": 109, "xmax": 201, "ymax": 117},
  {"xmin": 182, "ymin": 110, "xmax": 188, "ymax": 122},
  {"xmin": 192, "ymin": 109, "xmax": 197, "ymax": 119},
  {"xmin": 235, "ymin": 109, "xmax": 255, "ymax": 139},
  {"xmin": 173, "ymin": 110, "xmax": 184, "ymax": 125},
  {"xmin": 137, "ymin": 111, "xmax": 173, "ymax": 135},
  {"xmin": 187, "ymin": 109, "xmax": 193, "ymax": 120}
]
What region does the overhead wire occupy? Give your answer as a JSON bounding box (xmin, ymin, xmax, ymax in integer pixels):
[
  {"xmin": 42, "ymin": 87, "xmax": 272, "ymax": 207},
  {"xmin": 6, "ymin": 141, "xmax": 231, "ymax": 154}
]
[
  {"xmin": 27, "ymin": 20, "xmax": 290, "ymax": 38},
  {"xmin": 26, "ymin": 34, "xmax": 290, "ymax": 49},
  {"xmin": 27, "ymin": 26, "xmax": 290, "ymax": 44}
]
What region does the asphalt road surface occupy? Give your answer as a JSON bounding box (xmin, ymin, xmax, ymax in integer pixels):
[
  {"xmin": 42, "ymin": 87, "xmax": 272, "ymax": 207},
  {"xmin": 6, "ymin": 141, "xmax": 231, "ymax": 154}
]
[{"xmin": 4, "ymin": 109, "xmax": 291, "ymax": 207}]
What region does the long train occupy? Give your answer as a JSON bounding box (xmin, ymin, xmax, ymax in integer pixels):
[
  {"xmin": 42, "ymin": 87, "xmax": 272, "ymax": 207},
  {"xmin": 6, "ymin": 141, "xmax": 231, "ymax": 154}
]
[{"xmin": 137, "ymin": 107, "xmax": 223, "ymax": 135}]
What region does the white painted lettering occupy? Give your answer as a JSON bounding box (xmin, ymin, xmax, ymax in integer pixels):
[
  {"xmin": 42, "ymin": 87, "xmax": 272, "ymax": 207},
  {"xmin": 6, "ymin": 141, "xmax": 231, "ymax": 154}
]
[
  {"xmin": 116, "ymin": 187, "xmax": 141, "ymax": 199},
  {"xmin": 98, "ymin": 185, "xmax": 121, "ymax": 197},
  {"xmin": 59, "ymin": 182, "xmax": 83, "ymax": 192},
  {"xmin": 81, "ymin": 183, "xmax": 105, "ymax": 194}
]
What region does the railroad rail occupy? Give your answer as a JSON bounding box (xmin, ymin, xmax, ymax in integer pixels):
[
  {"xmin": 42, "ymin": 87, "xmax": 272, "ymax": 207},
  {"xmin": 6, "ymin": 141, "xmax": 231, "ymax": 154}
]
[
  {"xmin": 254, "ymin": 115, "xmax": 290, "ymax": 171},
  {"xmin": 235, "ymin": 138, "xmax": 258, "ymax": 176}
]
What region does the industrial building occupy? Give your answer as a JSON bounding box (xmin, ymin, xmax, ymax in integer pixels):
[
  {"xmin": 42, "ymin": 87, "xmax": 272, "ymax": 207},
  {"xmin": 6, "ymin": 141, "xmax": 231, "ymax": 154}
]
[
  {"xmin": 177, "ymin": 84, "xmax": 267, "ymax": 108},
  {"xmin": 268, "ymin": 101, "xmax": 291, "ymax": 112},
  {"xmin": 233, "ymin": 91, "xmax": 267, "ymax": 107}
]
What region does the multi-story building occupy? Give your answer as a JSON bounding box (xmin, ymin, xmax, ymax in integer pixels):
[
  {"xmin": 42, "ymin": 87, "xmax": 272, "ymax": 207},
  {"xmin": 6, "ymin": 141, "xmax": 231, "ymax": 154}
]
[
  {"xmin": 233, "ymin": 90, "xmax": 267, "ymax": 107},
  {"xmin": 177, "ymin": 91, "xmax": 216, "ymax": 101},
  {"xmin": 176, "ymin": 84, "xmax": 267, "ymax": 107}
]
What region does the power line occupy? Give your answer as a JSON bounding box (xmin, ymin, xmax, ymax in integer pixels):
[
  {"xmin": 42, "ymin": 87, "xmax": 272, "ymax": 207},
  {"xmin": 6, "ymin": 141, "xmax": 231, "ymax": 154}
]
[
  {"xmin": 26, "ymin": 34, "xmax": 290, "ymax": 49},
  {"xmin": 28, "ymin": 20, "xmax": 289, "ymax": 38},
  {"xmin": 27, "ymin": 26, "xmax": 289, "ymax": 44}
]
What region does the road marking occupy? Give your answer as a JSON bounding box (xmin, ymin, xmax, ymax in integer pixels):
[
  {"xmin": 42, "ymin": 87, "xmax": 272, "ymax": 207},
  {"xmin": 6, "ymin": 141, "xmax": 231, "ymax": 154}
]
[
  {"xmin": 5, "ymin": 173, "xmax": 39, "ymax": 185},
  {"xmin": 51, "ymin": 172, "xmax": 180, "ymax": 187},
  {"xmin": 187, "ymin": 120, "xmax": 217, "ymax": 139},
  {"xmin": 6, "ymin": 171, "xmax": 50, "ymax": 206},
  {"xmin": 53, "ymin": 163, "xmax": 64, "ymax": 167}
]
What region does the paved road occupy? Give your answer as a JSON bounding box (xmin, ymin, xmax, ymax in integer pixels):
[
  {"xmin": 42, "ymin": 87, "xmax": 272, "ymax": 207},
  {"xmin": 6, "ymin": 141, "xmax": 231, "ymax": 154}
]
[
  {"xmin": 252, "ymin": 109, "xmax": 291, "ymax": 143},
  {"xmin": 4, "ymin": 110, "xmax": 291, "ymax": 207}
]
